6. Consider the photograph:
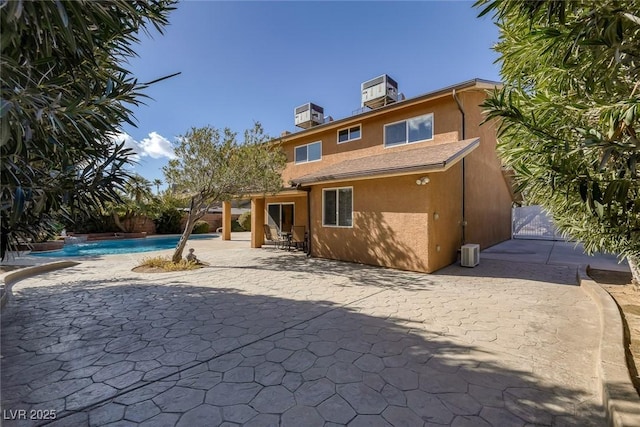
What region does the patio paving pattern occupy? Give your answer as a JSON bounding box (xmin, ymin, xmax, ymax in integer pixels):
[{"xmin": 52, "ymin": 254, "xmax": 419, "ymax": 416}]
[{"xmin": 1, "ymin": 239, "xmax": 605, "ymax": 426}]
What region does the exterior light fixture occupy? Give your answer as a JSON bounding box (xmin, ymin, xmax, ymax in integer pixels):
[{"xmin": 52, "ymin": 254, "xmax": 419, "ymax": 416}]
[{"xmin": 416, "ymin": 176, "xmax": 430, "ymax": 185}]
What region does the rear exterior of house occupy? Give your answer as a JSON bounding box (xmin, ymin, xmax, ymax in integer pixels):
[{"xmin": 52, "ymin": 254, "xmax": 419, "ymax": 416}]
[{"xmin": 249, "ymin": 77, "xmax": 512, "ymax": 273}]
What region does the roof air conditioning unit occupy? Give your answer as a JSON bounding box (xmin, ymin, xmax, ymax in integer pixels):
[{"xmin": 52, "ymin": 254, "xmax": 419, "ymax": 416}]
[
  {"xmin": 361, "ymin": 74, "xmax": 398, "ymax": 109},
  {"xmin": 295, "ymin": 103, "xmax": 324, "ymax": 129},
  {"xmin": 461, "ymin": 244, "xmax": 480, "ymax": 267}
]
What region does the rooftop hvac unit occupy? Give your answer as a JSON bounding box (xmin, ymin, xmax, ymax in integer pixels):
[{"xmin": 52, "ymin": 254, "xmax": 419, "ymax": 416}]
[
  {"xmin": 294, "ymin": 103, "xmax": 324, "ymax": 129},
  {"xmin": 461, "ymin": 244, "xmax": 480, "ymax": 267},
  {"xmin": 361, "ymin": 74, "xmax": 398, "ymax": 109}
]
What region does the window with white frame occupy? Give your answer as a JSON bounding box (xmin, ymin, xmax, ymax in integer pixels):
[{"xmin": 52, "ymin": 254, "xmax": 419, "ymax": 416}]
[
  {"xmin": 337, "ymin": 125, "xmax": 361, "ymax": 143},
  {"xmin": 323, "ymin": 187, "xmax": 353, "ymax": 227},
  {"xmin": 295, "ymin": 141, "xmax": 322, "ymax": 164},
  {"xmin": 384, "ymin": 113, "xmax": 433, "ymax": 147}
]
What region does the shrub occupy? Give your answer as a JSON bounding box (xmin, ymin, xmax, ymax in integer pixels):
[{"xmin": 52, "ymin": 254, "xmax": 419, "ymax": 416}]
[
  {"xmin": 162, "ymin": 259, "xmax": 199, "ymax": 271},
  {"xmin": 139, "ymin": 256, "xmax": 168, "ymax": 268},
  {"xmin": 155, "ymin": 207, "xmax": 183, "ymax": 234},
  {"xmin": 192, "ymin": 220, "xmax": 210, "ymax": 234},
  {"xmin": 34, "ymin": 221, "xmax": 66, "ymax": 243},
  {"xmin": 72, "ymin": 214, "xmax": 119, "ymax": 233},
  {"xmin": 237, "ymin": 212, "xmax": 251, "ymax": 231},
  {"xmin": 138, "ymin": 256, "xmax": 199, "ymax": 271}
]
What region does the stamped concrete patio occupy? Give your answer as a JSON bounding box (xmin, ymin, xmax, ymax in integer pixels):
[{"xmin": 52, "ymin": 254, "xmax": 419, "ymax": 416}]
[{"xmin": 1, "ymin": 234, "xmax": 608, "ymax": 426}]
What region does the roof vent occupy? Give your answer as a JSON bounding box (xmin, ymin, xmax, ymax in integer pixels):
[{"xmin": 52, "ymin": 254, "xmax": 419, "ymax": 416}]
[
  {"xmin": 294, "ymin": 103, "xmax": 324, "ymax": 129},
  {"xmin": 361, "ymin": 74, "xmax": 398, "ymax": 109}
]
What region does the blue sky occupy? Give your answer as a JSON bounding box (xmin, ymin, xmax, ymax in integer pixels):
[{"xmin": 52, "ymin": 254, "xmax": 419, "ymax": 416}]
[{"xmin": 117, "ymin": 1, "xmax": 501, "ymax": 187}]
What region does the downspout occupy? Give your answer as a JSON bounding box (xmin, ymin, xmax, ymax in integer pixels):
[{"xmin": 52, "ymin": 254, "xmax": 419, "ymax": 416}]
[
  {"xmin": 296, "ymin": 183, "xmax": 312, "ymax": 256},
  {"xmin": 452, "ymin": 89, "xmax": 466, "ymax": 245}
]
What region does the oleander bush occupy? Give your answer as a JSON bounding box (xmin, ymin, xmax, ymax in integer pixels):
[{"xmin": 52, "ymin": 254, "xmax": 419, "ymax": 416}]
[
  {"xmin": 237, "ymin": 212, "xmax": 251, "ymax": 231},
  {"xmin": 192, "ymin": 220, "xmax": 210, "ymax": 234},
  {"xmin": 155, "ymin": 207, "xmax": 183, "ymax": 234}
]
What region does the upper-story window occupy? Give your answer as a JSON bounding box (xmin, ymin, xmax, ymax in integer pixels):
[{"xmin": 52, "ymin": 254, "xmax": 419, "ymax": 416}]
[
  {"xmin": 295, "ymin": 141, "xmax": 322, "ymax": 164},
  {"xmin": 384, "ymin": 113, "xmax": 433, "ymax": 148},
  {"xmin": 337, "ymin": 125, "xmax": 361, "ymax": 143}
]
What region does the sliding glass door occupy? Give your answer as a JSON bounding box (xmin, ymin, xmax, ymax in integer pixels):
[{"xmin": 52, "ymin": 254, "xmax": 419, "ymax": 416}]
[{"xmin": 267, "ymin": 203, "xmax": 294, "ymax": 233}]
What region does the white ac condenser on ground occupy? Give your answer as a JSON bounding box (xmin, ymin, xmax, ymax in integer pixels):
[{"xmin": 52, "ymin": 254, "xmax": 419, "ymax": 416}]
[{"xmin": 461, "ymin": 243, "xmax": 480, "ymax": 267}]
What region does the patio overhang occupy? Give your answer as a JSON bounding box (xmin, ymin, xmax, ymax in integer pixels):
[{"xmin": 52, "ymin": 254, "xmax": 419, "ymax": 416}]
[
  {"xmin": 246, "ymin": 186, "xmax": 308, "ymax": 200},
  {"xmin": 290, "ymin": 138, "xmax": 479, "ymax": 186}
]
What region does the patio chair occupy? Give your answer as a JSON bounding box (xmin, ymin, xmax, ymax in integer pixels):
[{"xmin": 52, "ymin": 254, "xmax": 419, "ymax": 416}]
[
  {"xmin": 291, "ymin": 225, "xmax": 307, "ymax": 252},
  {"xmin": 264, "ymin": 224, "xmax": 286, "ymax": 249}
]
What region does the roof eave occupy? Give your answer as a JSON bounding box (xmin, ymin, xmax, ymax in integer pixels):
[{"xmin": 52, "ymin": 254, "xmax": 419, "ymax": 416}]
[
  {"xmin": 291, "ymin": 139, "xmax": 479, "ymax": 187},
  {"xmin": 245, "ymin": 186, "xmax": 308, "ymax": 199}
]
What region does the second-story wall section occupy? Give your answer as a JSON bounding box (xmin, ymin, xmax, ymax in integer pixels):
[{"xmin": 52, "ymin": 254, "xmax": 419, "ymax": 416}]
[
  {"xmin": 279, "ymin": 92, "xmax": 464, "ymax": 186},
  {"xmin": 458, "ymin": 89, "xmax": 512, "ymax": 248}
]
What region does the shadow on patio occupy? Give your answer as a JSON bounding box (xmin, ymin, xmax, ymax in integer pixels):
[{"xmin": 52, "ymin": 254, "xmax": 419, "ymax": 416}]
[
  {"xmin": 433, "ymin": 257, "xmax": 579, "ymax": 286},
  {"xmin": 1, "ymin": 274, "xmax": 604, "ymax": 426}
]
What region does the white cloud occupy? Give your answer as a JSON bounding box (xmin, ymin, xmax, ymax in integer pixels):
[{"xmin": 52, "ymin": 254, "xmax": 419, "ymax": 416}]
[
  {"xmin": 139, "ymin": 132, "xmax": 175, "ymax": 159},
  {"xmin": 109, "ymin": 131, "xmax": 141, "ymax": 161},
  {"xmin": 109, "ymin": 131, "xmax": 175, "ymax": 160}
]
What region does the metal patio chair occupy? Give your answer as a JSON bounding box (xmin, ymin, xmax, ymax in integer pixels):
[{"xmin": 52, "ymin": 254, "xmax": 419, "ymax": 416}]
[
  {"xmin": 290, "ymin": 225, "xmax": 307, "ymax": 252},
  {"xmin": 264, "ymin": 224, "xmax": 286, "ymax": 249}
]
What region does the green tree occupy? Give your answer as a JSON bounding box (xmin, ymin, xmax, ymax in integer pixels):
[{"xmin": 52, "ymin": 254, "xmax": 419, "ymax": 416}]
[
  {"xmin": 475, "ymin": 0, "xmax": 640, "ymax": 284},
  {"xmin": 153, "ymin": 192, "xmax": 187, "ymax": 234},
  {"xmin": 164, "ymin": 123, "xmax": 285, "ymax": 263},
  {"xmin": 237, "ymin": 211, "xmax": 251, "ymax": 231},
  {"xmin": 0, "ymin": 0, "xmax": 176, "ymax": 258},
  {"xmin": 153, "ymin": 178, "xmax": 163, "ymax": 195},
  {"xmin": 110, "ymin": 174, "xmax": 157, "ymax": 233}
]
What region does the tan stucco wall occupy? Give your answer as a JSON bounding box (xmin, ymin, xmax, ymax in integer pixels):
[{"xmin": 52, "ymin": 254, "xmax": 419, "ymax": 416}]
[
  {"xmin": 262, "ymin": 84, "xmax": 512, "ymax": 272},
  {"xmin": 458, "ymin": 90, "xmax": 512, "ymax": 249},
  {"xmin": 254, "ymin": 194, "xmax": 309, "ymax": 248},
  {"xmin": 426, "ymin": 164, "xmax": 464, "ymax": 272},
  {"xmin": 179, "ymin": 212, "xmax": 234, "ymax": 232},
  {"xmin": 251, "ymin": 198, "xmax": 265, "ymax": 248},
  {"xmin": 263, "ymin": 195, "xmax": 309, "ymax": 230},
  {"xmin": 280, "ymin": 98, "xmax": 462, "ymax": 186},
  {"xmin": 306, "ymin": 169, "xmax": 463, "ymax": 273},
  {"xmin": 122, "ymin": 216, "xmax": 156, "ymax": 234}
]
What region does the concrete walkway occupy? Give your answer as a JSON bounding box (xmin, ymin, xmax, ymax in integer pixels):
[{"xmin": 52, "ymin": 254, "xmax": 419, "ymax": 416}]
[
  {"xmin": 0, "ymin": 235, "xmax": 620, "ymax": 426},
  {"xmin": 482, "ymin": 239, "xmax": 629, "ymax": 272}
]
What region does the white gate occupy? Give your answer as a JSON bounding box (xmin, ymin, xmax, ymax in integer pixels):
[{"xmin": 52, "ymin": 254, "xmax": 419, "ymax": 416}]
[{"xmin": 512, "ymin": 205, "xmax": 564, "ymax": 240}]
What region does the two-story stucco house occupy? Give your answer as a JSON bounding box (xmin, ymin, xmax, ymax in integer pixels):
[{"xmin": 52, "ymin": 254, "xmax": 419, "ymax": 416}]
[{"xmin": 247, "ymin": 77, "xmax": 513, "ymax": 273}]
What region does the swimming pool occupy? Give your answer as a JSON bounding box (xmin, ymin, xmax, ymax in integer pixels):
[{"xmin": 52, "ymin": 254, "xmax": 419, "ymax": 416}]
[{"xmin": 32, "ymin": 234, "xmax": 217, "ymax": 257}]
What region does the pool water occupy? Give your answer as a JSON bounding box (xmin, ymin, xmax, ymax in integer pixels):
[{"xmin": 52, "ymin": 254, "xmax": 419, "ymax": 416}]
[{"xmin": 32, "ymin": 234, "xmax": 217, "ymax": 257}]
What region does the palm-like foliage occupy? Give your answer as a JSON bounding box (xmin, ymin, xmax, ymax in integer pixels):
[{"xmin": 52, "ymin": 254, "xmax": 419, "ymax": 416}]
[
  {"xmin": 109, "ymin": 174, "xmax": 158, "ymax": 233},
  {"xmin": 0, "ymin": 0, "xmax": 176, "ymax": 258},
  {"xmin": 475, "ymin": 0, "xmax": 640, "ymax": 283},
  {"xmin": 152, "ymin": 178, "xmax": 163, "ymax": 195}
]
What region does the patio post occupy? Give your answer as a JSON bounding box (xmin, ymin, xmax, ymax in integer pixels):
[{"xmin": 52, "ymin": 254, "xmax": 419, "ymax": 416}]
[
  {"xmin": 222, "ymin": 201, "xmax": 231, "ymax": 240},
  {"xmin": 251, "ymin": 197, "xmax": 265, "ymax": 248}
]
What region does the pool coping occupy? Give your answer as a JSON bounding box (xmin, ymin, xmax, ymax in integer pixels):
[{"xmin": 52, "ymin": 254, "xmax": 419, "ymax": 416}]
[{"xmin": 0, "ymin": 261, "xmax": 80, "ymax": 309}]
